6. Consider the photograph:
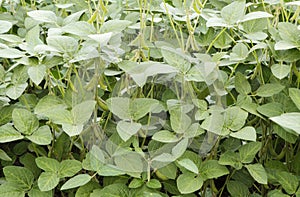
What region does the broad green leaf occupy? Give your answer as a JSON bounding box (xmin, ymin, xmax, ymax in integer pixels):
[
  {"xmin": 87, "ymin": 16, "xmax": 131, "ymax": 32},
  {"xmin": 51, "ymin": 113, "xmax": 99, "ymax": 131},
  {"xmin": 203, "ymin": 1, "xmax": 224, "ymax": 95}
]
[
  {"xmin": 27, "ymin": 10, "xmax": 57, "ymax": 23},
  {"xmin": 26, "ymin": 125, "xmax": 52, "ymax": 145},
  {"xmin": 12, "ymin": 108, "xmax": 39, "ymax": 135},
  {"xmin": 90, "ymin": 183, "xmax": 130, "ymax": 197},
  {"xmin": 116, "ymin": 120, "xmax": 141, "ymax": 142},
  {"xmin": 28, "ymin": 65, "xmax": 46, "ymax": 85},
  {"xmin": 289, "ymin": 88, "xmax": 300, "ymax": 111},
  {"xmin": 155, "ymin": 163, "xmax": 177, "ymax": 180},
  {"xmin": 170, "ymin": 109, "xmax": 192, "ymax": 133},
  {"xmin": 274, "ymin": 40, "xmax": 297, "ymax": 50},
  {"xmin": 0, "ymin": 183, "xmax": 25, "ymax": 197},
  {"xmin": 241, "ymin": 11, "xmax": 273, "ymax": 22},
  {"xmin": 172, "ymin": 138, "xmax": 189, "ymax": 158},
  {"xmin": 235, "ymin": 72, "xmax": 251, "ymax": 95},
  {"xmin": 0, "ymin": 34, "xmax": 22, "ymax": 43},
  {"xmin": 224, "ymin": 107, "xmax": 248, "ymax": 131},
  {"xmin": 256, "ymin": 83, "xmax": 285, "ymax": 97},
  {"xmin": 38, "ymin": 172, "xmax": 60, "ymax": 191},
  {"xmin": 245, "ymin": 164, "xmax": 267, "ymax": 184},
  {"xmin": 114, "ymin": 152, "xmax": 144, "ymax": 173},
  {"xmin": 201, "ymin": 112, "xmax": 225, "ymax": 135},
  {"xmin": 177, "ymin": 159, "xmax": 199, "ymax": 174},
  {"xmin": 199, "ymin": 160, "xmax": 229, "ymax": 180},
  {"xmin": 3, "ymin": 166, "xmax": 34, "ymax": 190},
  {"xmin": 97, "ymin": 164, "xmax": 125, "ymax": 177},
  {"xmin": 35, "ymin": 157, "xmax": 60, "ymax": 172},
  {"xmin": 230, "ymin": 43, "xmax": 249, "ymax": 61},
  {"xmin": 34, "ymin": 95, "xmax": 68, "ymax": 118},
  {"xmin": 0, "ymin": 148, "xmax": 12, "ymax": 161},
  {"xmin": 106, "ymin": 97, "xmax": 131, "ymax": 120},
  {"xmin": 273, "ymin": 124, "xmax": 298, "ymax": 144},
  {"xmin": 130, "ymin": 98, "xmax": 159, "ymax": 120},
  {"xmin": 239, "ymin": 142, "xmax": 261, "ymax": 163},
  {"xmin": 227, "ymin": 181, "xmax": 250, "ymax": 197},
  {"xmin": 0, "ymin": 20, "xmax": 12, "ymax": 34},
  {"xmin": 257, "ymin": 103, "xmax": 283, "ymax": 117},
  {"xmin": 184, "ymin": 123, "xmax": 205, "ymax": 138},
  {"xmin": 161, "ymin": 46, "xmax": 191, "ymax": 73},
  {"xmin": 59, "ymin": 160, "xmax": 82, "ymax": 178},
  {"xmin": 267, "ymin": 190, "xmax": 290, "ymax": 197},
  {"xmin": 270, "ymin": 113, "xmax": 300, "ymax": 134},
  {"xmin": 146, "ymin": 179, "xmax": 162, "ymax": 189},
  {"xmin": 61, "ymin": 174, "xmax": 91, "ymax": 190},
  {"xmin": 46, "ymin": 36, "xmax": 78, "ymax": 53},
  {"xmin": 88, "ymin": 32, "xmax": 113, "ymax": 47},
  {"xmin": 100, "ymin": 19, "xmax": 132, "ymax": 33},
  {"xmin": 277, "ymin": 22, "xmax": 300, "ymax": 48},
  {"xmin": 0, "ymin": 48, "xmax": 25, "ymax": 58},
  {"xmin": 276, "ymin": 171, "xmax": 298, "ymax": 194},
  {"xmin": 219, "ymin": 151, "xmax": 242, "ymax": 170},
  {"xmin": 271, "ymin": 64, "xmax": 290, "ymax": 80},
  {"xmin": 71, "ymin": 100, "xmax": 96, "ymax": 124},
  {"xmin": 0, "ymin": 124, "xmax": 24, "ymax": 143},
  {"xmin": 221, "ymin": 1, "xmax": 245, "ymax": 25},
  {"xmin": 63, "ymin": 10, "xmax": 86, "ymax": 25},
  {"xmin": 129, "ymin": 178, "xmax": 143, "ymax": 188},
  {"xmin": 177, "ymin": 172, "xmax": 203, "ymax": 194},
  {"xmin": 6, "ymin": 83, "xmax": 28, "ymax": 100},
  {"xmin": 230, "ymin": 126, "xmax": 257, "ymax": 141},
  {"xmin": 62, "ymin": 21, "xmax": 96, "ymax": 36},
  {"xmin": 62, "ymin": 123, "xmax": 83, "ymax": 136},
  {"xmin": 28, "ymin": 185, "xmax": 53, "ymax": 197},
  {"xmin": 152, "ymin": 130, "xmax": 180, "ymax": 143},
  {"xmin": 75, "ymin": 181, "xmax": 100, "ymax": 197}
]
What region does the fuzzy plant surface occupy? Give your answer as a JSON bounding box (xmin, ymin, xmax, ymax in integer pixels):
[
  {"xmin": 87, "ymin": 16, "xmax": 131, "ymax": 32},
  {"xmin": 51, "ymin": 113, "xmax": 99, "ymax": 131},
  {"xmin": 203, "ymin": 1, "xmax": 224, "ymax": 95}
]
[{"xmin": 0, "ymin": 0, "xmax": 300, "ymax": 196}]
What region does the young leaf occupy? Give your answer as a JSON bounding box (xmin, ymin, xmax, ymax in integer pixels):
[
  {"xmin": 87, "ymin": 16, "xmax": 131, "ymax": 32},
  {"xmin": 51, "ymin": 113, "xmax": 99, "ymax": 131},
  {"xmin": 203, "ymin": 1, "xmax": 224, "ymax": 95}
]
[
  {"xmin": 146, "ymin": 179, "xmax": 162, "ymax": 189},
  {"xmin": 177, "ymin": 172, "xmax": 203, "ymax": 194},
  {"xmin": 116, "ymin": 120, "xmax": 141, "ymax": 142},
  {"xmin": 177, "ymin": 159, "xmax": 199, "ymax": 174},
  {"xmin": 256, "ymin": 83, "xmax": 285, "ymax": 97},
  {"xmin": 239, "ymin": 142, "xmax": 261, "ymax": 163},
  {"xmin": 3, "ymin": 166, "xmax": 34, "ymax": 190},
  {"xmin": 245, "ymin": 164, "xmax": 267, "ymax": 184},
  {"xmin": 26, "ymin": 125, "xmax": 52, "ymax": 145},
  {"xmin": 0, "ymin": 124, "xmax": 24, "ymax": 143},
  {"xmin": 12, "ymin": 108, "xmax": 39, "ymax": 135},
  {"xmin": 230, "ymin": 126, "xmax": 257, "ymax": 142},
  {"xmin": 35, "ymin": 157, "xmax": 60, "ymax": 172},
  {"xmin": 38, "ymin": 172, "xmax": 60, "ymax": 191},
  {"xmin": 61, "ymin": 174, "xmax": 91, "ymax": 190},
  {"xmin": 129, "ymin": 178, "xmax": 143, "ymax": 188}
]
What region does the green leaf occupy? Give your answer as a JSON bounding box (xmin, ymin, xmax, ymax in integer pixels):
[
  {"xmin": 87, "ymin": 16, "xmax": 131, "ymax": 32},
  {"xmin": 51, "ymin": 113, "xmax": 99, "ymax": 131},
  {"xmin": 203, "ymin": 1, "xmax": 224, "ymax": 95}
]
[
  {"xmin": 3, "ymin": 166, "xmax": 34, "ymax": 190},
  {"xmin": 0, "ymin": 148, "xmax": 12, "ymax": 161},
  {"xmin": 0, "ymin": 20, "xmax": 13, "ymax": 34},
  {"xmin": 161, "ymin": 46, "xmax": 191, "ymax": 73},
  {"xmin": 224, "ymin": 107, "xmax": 248, "ymax": 131},
  {"xmin": 129, "ymin": 178, "xmax": 143, "ymax": 188},
  {"xmin": 156, "ymin": 163, "xmax": 177, "ymax": 180},
  {"xmin": 177, "ymin": 159, "xmax": 199, "ymax": 174},
  {"xmin": 152, "ymin": 130, "xmax": 180, "ymax": 143},
  {"xmin": 289, "ymin": 88, "xmax": 300, "ymax": 111},
  {"xmin": 28, "ymin": 65, "xmax": 46, "ymax": 85},
  {"xmin": 219, "ymin": 151, "xmax": 242, "ymax": 170},
  {"xmin": 61, "ymin": 174, "xmax": 91, "ymax": 190},
  {"xmin": 0, "ymin": 183, "xmax": 25, "ymax": 197},
  {"xmin": 116, "ymin": 121, "xmax": 141, "ymax": 142},
  {"xmin": 114, "ymin": 152, "xmax": 144, "ymax": 173},
  {"xmin": 230, "ymin": 126, "xmax": 257, "ymax": 142},
  {"xmin": 235, "ymin": 72, "xmax": 251, "ymax": 95},
  {"xmin": 35, "ymin": 157, "xmax": 60, "ymax": 172},
  {"xmin": 38, "ymin": 172, "xmax": 60, "ymax": 191},
  {"xmin": 27, "ymin": 10, "xmax": 57, "ymax": 23},
  {"xmin": 0, "ymin": 124, "xmax": 24, "ymax": 143},
  {"xmin": 59, "ymin": 160, "xmax": 82, "ymax": 178},
  {"xmin": 28, "ymin": 184, "xmax": 53, "ymax": 197},
  {"xmin": 46, "ymin": 36, "xmax": 78, "ymax": 53},
  {"xmin": 100, "ymin": 19, "xmax": 132, "ymax": 33},
  {"xmin": 257, "ymin": 103, "xmax": 283, "ymax": 117},
  {"xmin": 245, "ymin": 164, "xmax": 267, "ymax": 184},
  {"xmin": 12, "ymin": 108, "xmax": 39, "ymax": 135},
  {"xmin": 6, "ymin": 83, "xmax": 28, "ymax": 100},
  {"xmin": 277, "ymin": 22, "xmax": 300, "ymax": 48},
  {"xmin": 221, "ymin": 1, "xmax": 246, "ymax": 25},
  {"xmin": 71, "ymin": 100, "xmax": 96, "ymax": 124},
  {"xmin": 270, "ymin": 113, "xmax": 300, "ymax": 134},
  {"xmin": 177, "ymin": 172, "xmax": 203, "ymax": 194},
  {"xmin": 88, "ymin": 33, "xmax": 113, "ymax": 47},
  {"xmin": 0, "ymin": 48, "xmax": 25, "ymax": 59},
  {"xmin": 146, "ymin": 179, "xmax": 162, "ymax": 189},
  {"xmin": 130, "ymin": 98, "xmax": 159, "ymax": 120},
  {"xmin": 26, "ymin": 125, "xmax": 52, "ymax": 145},
  {"xmin": 239, "ymin": 142, "xmax": 261, "ymax": 163},
  {"xmin": 170, "ymin": 109, "xmax": 192, "ymax": 134},
  {"xmin": 75, "ymin": 181, "xmax": 100, "ymax": 197},
  {"xmin": 256, "ymin": 83, "xmax": 285, "ymax": 97},
  {"xmin": 34, "ymin": 95, "xmax": 68, "ymax": 118},
  {"xmin": 230, "ymin": 43, "xmax": 249, "ymax": 61},
  {"xmin": 276, "ymin": 171, "xmax": 298, "ymax": 194},
  {"xmin": 227, "ymin": 181, "xmax": 249, "ymax": 197},
  {"xmin": 271, "ymin": 64, "xmax": 290, "ymax": 80},
  {"xmin": 62, "ymin": 21, "xmax": 96, "ymax": 37},
  {"xmin": 199, "ymin": 160, "xmax": 229, "ymax": 180},
  {"xmin": 106, "ymin": 97, "xmax": 131, "ymax": 120},
  {"xmin": 241, "ymin": 11, "xmax": 273, "ymax": 22}
]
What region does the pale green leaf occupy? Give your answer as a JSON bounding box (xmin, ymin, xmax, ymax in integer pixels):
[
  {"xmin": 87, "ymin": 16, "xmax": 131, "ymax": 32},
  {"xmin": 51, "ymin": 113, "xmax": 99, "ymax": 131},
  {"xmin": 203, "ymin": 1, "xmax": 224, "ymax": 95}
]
[
  {"xmin": 71, "ymin": 100, "xmax": 96, "ymax": 124},
  {"xmin": 62, "ymin": 21, "xmax": 96, "ymax": 36},
  {"xmin": 62, "ymin": 123, "xmax": 83, "ymax": 136},
  {"xmin": 38, "ymin": 172, "xmax": 60, "ymax": 191},
  {"xmin": 230, "ymin": 126, "xmax": 257, "ymax": 141},
  {"xmin": 239, "ymin": 142, "xmax": 261, "ymax": 163},
  {"xmin": 28, "ymin": 65, "xmax": 46, "ymax": 85},
  {"xmin": 227, "ymin": 181, "xmax": 249, "ymax": 197},
  {"xmin": 0, "ymin": 20, "xmax": 12, "ymax": 34},
  {"xmin": 12, "ymin": 108, "xmax": 39, "ymax": 135},
  {"xmin": 219, "ymin": 151, "xmax": 242, "ymax": 170},
  {"xmin": 0, "ymin": 148, "xmax": 12, "ymax": 161},
  {"xmin": 152, "ymin": 130, "xmax": 180, "ymax": 143},
  {"xmin": 130, "ymin": 98, "xmax": 159, "ymax": 120},
  {"xmin": 46, "ymin": 36, "xmax": 78, "ymax": 53},
  {"xmin": 235, "ymin": 72, "xmax": 251, "ymax": 95},
  {"xmin": 34, "ymin": 95, "xmax": 68, "ymax": 118},
  {"xmin": 3, "ymin": 166, "xmax": 34, "ymax": 190},
  {"xmin": 116, "ymin": 120, "xmax": 141, "ymax": 142},
  {"xmin": 106, "ymin": 97, "xmax": 131, "ymax": 120},
  {"xmin": 88, "ymin": 32, "xmax": 113, "ymax": 47},
  {"xmin": 257, "ymin": 102, "xmax": 283, "ymax": 117},
  {"xmin": 59, "ymin": 160, "xmax": 82, "ymax": 178},
  {"xmin": 224, "ymin": 106, "xmax": 248, "ymax": 131},
  {"xmin": 61, "ymin": 174, "xmax": 91, "ymax": 190},
  {"xmin": 35, "ymin": 157, "xmax": 60, "ymax": 172},
  {"xmin": 0, "ymin": 183, "xmax": 25, "ymax": 197},
  {"xmin": 177, "ymin": 159, "xmax": 199, "ymax": 174},
  {"xmin": 241, "ymin": 11, "xmax": 273, "ymax": 22},
  {"xmin": 221, "ymin": 1, "xmax": 246, "ymax": 25},
  {"xmin": 26, "ymin": 125, "xmax": 52, "ymax": 145},
  {"xmin": 27, "ymin": 10, "xmax": 57, "ymax": 23},
  {"xmin": 289, "ymin": 88, "xmax": 300, "ymax": 111},
  {"xmin": 270, "ymin": 113, "xmax": 300, "ymax": 134},
  {"xmin": 6, "ymin": 83, "xmax": 28, "ymax": 100},
  {"xmin": 271, "ymin": 64, "xmax": 290, "ymax": 79},
  {"xmin": 199, "ymin": 160, "xmax": 229, "ymax": 180},
  {"xmin": 100, "ymin": 19, "xmax": 132, "ymax": 33},
  {"xmin": 0, "ymin": 124, "xmax": 24, "ymax": 143},
  {"xmin": 0, "ymin": 48, "xmax": 25, "ymax": 58},
  {"xmin": 114, "ymin": 152, "xmax": 144, "ymax": 173},
  {"xmin": 245, "ymin": 164, "xmax": 268, "ymax": 184},
  {"xmin": 177, "ymin": 172, "xmax": 203, "ymax": 194}
]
